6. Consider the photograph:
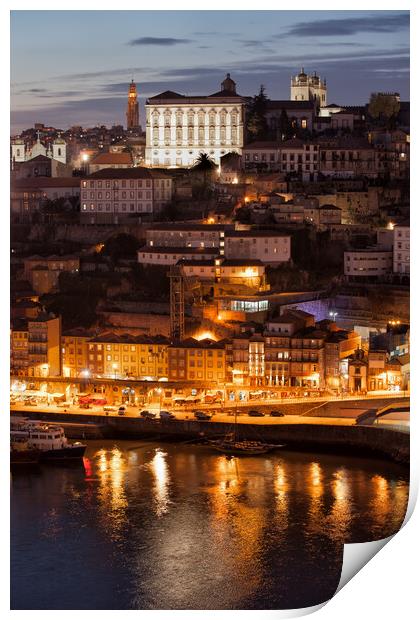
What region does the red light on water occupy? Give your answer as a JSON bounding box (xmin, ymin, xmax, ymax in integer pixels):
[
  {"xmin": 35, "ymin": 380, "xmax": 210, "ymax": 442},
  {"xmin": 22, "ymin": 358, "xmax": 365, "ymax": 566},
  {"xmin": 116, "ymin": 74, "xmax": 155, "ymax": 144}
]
[{"xmin": 83, "ymin": 457, "xmax": 93, "ymax": 479}]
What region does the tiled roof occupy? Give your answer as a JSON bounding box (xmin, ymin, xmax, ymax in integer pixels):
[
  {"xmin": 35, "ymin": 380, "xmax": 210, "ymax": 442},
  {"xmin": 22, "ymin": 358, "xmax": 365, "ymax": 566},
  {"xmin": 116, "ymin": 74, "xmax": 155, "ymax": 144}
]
[
  {"xmin": 86, "ymin": 167, "xmax": 170, "ymax": 180},
  {"xmin": 13, "ymin": 177, "xmax": 81, "ymax": 189},
  {"xmin": 90, "ymin": 152, "xmax": 133, "ymax": 165},
  {"xmin": 139, "ymin": 246, "xmax": 219, "ymax": 255}
]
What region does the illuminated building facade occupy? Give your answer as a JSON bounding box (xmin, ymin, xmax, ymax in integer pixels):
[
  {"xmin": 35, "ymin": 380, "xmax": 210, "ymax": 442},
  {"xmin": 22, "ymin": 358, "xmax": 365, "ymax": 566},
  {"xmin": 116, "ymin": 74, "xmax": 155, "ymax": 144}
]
[
  {"xmin": 167, "ymin": 338, "xmax": 227, "ymax": 383},
  {"xmin": 61, "ymin": 328, "xmax": 96, "ymax": 378},
  {"xmin": 27, "ymin": 313, "xmax": 61, "ymax": 377},
  {"xmin": 145, "ymin": 74, "xmax": 245, "ymax": 168},
  {"xmin": 86, "ymin": 333, "xmax": 169, "ymax": 380}
]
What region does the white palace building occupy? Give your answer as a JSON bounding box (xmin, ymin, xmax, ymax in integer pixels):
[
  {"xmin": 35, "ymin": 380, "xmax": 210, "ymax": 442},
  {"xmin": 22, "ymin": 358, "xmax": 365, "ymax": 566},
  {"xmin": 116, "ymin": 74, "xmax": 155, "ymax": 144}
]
[{"xmin": 145, "ymin": 74, "xmax": 246, "ymax": 168}]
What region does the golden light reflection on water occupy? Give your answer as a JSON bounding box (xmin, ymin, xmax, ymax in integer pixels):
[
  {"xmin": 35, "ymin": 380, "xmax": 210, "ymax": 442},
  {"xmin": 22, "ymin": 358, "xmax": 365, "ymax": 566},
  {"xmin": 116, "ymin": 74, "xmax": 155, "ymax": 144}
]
[
  {"xmin": 368, "ymin": 474, "xmax": 392, "ymax": 531},
  {"xmin": 328, "ymin": 468, "xmax": 353, "ymax": 542},
  {"xmin": 149, "ymin": 449, "xmax": 171, "ymax": 516},
  {"xmin": 205, "ymin": 456, "xmax": 267, "ymax": 599},
  {"xmin": 305, "ymin": 462, "xmax": 325, "ymax": 537},
  {"xmin": 273, "ymin": 462, "xmax": 289, "ymax": 532},
  {"xmin": 95, "ymin": 447, "xmax": 128, "ymax": 540}
]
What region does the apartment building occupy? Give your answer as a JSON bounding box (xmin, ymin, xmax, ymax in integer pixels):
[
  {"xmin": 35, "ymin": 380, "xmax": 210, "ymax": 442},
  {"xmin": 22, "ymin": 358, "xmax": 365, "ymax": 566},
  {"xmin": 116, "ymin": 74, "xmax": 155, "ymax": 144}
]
[
  {"xmin": 344, "ymin": 248, "xmax": 393, "ymax": 280},
  {"xmin": 224, "ymin": 230, "xmax": 291, "ymax": 266},
  {"xmin": 137, "ymin": 246, "xmax": 219, "ymax": 266},
  {"xmin": 26, "ymin": 313, "xmax": 61, "ymax": 377},
  {"xmin": 167, "ymin": 338, "xmax": 227, "ymax": 383},
  {"xmin": 23, "ymin": 255, "xmax": 80, "ymax": 295},
  {"xmin": 86, "ymin": 333, "xmax": 169, "ymax": 380},
  {"xmin": 393, "ymin": 225, "xmax": 410, "ymax": 275},
  {"xmin": 61, "ymin": 327, "xmax": 97, "ymax": 378},
  {"xmin": 80, "ymin": 168, "xmax": 173, "ymax": 223},
  {"xmin": 145, "ymin": 223, "xmax": 229, "ymax": 252}
]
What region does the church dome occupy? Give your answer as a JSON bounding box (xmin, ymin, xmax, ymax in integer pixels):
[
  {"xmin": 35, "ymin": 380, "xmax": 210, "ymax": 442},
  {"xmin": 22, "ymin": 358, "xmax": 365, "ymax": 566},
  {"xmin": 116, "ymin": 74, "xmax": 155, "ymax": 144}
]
[
  {"xmin": 297, "ymin": 67, "xmax": 307, "ymax": 81},
  {"xmin": 221, "ymin": 73, "xmax": 236, "ymax": 94}
]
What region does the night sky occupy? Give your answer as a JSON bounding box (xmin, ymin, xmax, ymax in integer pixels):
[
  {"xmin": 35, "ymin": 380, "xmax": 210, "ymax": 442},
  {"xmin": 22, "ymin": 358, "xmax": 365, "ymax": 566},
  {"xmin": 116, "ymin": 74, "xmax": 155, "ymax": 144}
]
[{"xmin": 10, "ymin": 10, "xmax": 410, "ymax": 132}]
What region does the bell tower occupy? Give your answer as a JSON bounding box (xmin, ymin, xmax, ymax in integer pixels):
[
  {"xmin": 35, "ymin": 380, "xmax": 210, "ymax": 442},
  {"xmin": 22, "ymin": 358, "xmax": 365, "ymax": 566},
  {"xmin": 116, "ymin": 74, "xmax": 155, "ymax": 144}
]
[
  {"xmin": 52, "ymin": 134, "xmax": 67, "ymax": 164},
  {"xmin": 126, "ymin": 79, "xmax": 140, "ymax": 129},
  {"xmin": 11, "ymin": 138, "xmax": 26, "ymax": 163}
]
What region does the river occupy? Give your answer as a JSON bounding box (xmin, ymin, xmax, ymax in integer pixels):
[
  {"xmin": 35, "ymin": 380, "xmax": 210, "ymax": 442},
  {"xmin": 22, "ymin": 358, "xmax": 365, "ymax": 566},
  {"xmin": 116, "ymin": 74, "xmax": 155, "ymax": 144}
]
[{"xmin": 11, "ymin": 440, "xmax": 409, "ymax": 610}]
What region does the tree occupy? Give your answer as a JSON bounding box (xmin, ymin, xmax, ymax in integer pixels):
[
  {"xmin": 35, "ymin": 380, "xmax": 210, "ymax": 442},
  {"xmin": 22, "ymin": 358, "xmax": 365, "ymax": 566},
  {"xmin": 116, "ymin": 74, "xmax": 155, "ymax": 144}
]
[
  {"xmin": 278, "ymin": 109, "xmax": 293, "ymax": 140},
  {"xmin": 368, "ymin": 93, "xmax": 400, "ymax": 128},
  {"xmin": 246, "ymin": 85, "xmax": 269, "ymax": 141},
  {"xmin": 100, "ymin": 233, "xmax": 140, "ymax": 262},
  {"xmin": 192, "ymin": 152, "xmax": 217, "ymax": 194}
]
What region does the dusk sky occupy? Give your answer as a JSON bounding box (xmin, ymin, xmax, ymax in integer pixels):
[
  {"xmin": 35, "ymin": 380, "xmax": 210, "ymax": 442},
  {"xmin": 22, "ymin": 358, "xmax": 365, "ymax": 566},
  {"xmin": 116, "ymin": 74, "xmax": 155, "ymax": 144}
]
[{"xmin": 10, "ymin": 10, "xmax": 410, "ymax": 132}]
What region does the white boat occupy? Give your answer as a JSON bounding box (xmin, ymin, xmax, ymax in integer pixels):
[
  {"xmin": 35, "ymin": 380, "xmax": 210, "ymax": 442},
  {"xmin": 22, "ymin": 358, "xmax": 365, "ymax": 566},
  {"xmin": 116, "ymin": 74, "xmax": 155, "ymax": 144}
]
[{"xmin": 10, "ymin": 418, "xmax": 86, "ymax": 461}]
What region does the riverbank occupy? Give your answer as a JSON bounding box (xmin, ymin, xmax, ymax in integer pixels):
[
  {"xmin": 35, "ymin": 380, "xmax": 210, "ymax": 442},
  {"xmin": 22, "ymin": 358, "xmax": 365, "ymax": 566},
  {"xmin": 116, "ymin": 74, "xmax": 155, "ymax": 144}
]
[{"xmin": 11, "ymin": 408, "xmax": 409, "ymax": 465}]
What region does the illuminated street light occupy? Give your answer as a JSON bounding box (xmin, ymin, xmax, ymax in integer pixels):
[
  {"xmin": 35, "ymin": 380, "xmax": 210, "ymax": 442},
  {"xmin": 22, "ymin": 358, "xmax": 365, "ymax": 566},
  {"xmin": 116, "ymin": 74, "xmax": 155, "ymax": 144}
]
[
  {"xmin": 81, "ymin": 369, "xmax": 90, "ymax": 379},
  {"xmin": 329, "ymin": 311, "xmax": 338, "ymax": 320},
  {"xmin": 112, "ymin": 363, "xmax": 118, "ymax": 380}
]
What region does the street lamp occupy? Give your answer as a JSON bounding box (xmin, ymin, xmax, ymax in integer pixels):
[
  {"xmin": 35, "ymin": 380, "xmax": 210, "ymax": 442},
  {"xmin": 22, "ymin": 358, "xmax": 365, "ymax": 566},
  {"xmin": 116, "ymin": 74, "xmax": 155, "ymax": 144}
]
[
  {"xmin": 112, "ymin": 363, "xmax": 118, "ymax": 380},
  {"xmin": 329, "ymin": 311, "xmax": 338, "ymax": 320}
]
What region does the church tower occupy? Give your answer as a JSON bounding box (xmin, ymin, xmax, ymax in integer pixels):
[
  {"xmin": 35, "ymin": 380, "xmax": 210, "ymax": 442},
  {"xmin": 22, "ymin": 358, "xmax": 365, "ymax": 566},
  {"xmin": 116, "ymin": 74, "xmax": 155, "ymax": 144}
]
[
  {"xmin": 290, "ymin": 68, "xmax": 327, "ymax": 107},
  {"xmin": 126, "ymin": 79, "xmax": 140, "ymax": 129},
  {"xmin": 11, "ymin": 138, "xmax": 26, "ymax": 163},
  {"xmin": 52, "ymin": 134, "xmax": 67, "ymax": 164}
]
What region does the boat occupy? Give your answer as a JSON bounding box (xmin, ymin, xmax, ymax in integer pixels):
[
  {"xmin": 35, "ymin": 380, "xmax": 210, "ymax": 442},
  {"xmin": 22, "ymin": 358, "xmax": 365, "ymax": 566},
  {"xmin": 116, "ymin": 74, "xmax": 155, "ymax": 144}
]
[
  {"xmin": 10, "ymin": 418, "xmax": 86, "ymax": 462},
  {"xmin": 207, "ymin": 410, "xmax": 284, "ymax": 456},
  {"xmin": 10, "ymin": 436, "xmax": 41, "ymax": 466}
]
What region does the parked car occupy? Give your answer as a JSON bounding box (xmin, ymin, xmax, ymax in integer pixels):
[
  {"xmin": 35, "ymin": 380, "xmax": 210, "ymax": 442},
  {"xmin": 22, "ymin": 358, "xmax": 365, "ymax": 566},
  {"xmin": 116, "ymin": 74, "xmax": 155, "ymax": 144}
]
[
  {"xmin": 118, "ymin": 406, "xmax": 126, "ymax": 416},
  {"xmin": 269, "ymin": 410, "xmax": 285, "ymax": 417},
  {"xmin": 57, "ymin": 402, "xmax": 71, "ymax": 408},
  {"xmin": 193, "ymin": 410, "xmax": 212, "ymax": 421},
  {"xmin": 159, "ymin": 410, "xmax": 176, "ymax": 420},
  {"xmin": 248, "ymin": 410, "xmax": 265, "ymax": 417},
  {"xmin": 140, "ymin": 410, "xmax": 157, "ymax": 419},
  {"xmin": 80, "ymin": 403, "xmax": 90, "ymax": 409},
  {"xmin": 103, "ymin": 406, "xmax": 117, "ymax": 413}
]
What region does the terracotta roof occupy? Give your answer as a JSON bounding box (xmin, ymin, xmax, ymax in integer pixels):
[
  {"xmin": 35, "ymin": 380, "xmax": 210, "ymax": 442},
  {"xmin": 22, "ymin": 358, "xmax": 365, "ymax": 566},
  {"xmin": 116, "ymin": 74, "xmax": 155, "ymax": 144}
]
[
  {"xmin": 13, "ymin": 177, "xmax": 82, "ymax": 189},
  {"xmin": 147, "ymin": 223, "xmax": 228, "ymax": 232},
  {"xmin": 90, "ymin": 152, "xmax": 133, "ymax": 165},
  {"xmin": 88, "ymin": 331, "xmax": 170, "ymax": 345},
  {"xmin": 169, "ymin": 337, "xmax": 226, "ymax": 349},
  {"xmin": 225, "ymin": 230, "xmax": 289, "ymax": 238},
  {"xmin": 138, "ymin": 246, "xmax": 219, "ymax": 255},
  {"xmin": 86, "ymin": 167, "xmax": 170, "ymax": 180},
  {"xmin": 244, "ymin": 141, "xmax": 280, "ymax": 150}
]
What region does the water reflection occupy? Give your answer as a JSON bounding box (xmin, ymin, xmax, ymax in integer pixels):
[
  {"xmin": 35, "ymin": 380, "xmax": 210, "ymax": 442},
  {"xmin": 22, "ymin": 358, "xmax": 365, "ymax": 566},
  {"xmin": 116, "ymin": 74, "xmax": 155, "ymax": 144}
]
[
  {"xmin": 149, "ymin": 449, "xmax": 171, "ymax": 516},
  {"xmin": 11, "ymin": 442, "xmax": 410, "ymax": 610},
  {"xmin": 95, "ymin": 446, "xmax": 128, "ymax": 540}
]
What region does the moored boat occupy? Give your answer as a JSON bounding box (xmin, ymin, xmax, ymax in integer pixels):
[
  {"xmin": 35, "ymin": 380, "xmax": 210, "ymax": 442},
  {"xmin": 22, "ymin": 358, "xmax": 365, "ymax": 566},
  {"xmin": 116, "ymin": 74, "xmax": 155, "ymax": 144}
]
[
  {"xmin": 10, "ymin": 437, "xmax": 41, "ymax": 466},
  {"xmin": 207, "ymin": 407, "xmax": 285, "ymax": 456},
  {"xmin": 10, "ymin": 418, "xmax": 86, "ymax": 462}
]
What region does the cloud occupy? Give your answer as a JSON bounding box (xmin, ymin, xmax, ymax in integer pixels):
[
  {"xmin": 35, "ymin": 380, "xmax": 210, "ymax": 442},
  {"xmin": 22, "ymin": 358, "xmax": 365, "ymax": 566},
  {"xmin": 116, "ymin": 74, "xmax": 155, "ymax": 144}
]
[
  {"xmin": 27, "ymin": 88, "xmax": 47, "ymax": 93},
  {"xmin": 284, "ymin": 12, "xmax": 409, "ymax": 37},
  {"xmin": 127, "ymin": 37, "xmax": 192, "ymax": 46},
  {"xmin": 237, "ymin": 39, "xmax": 269, "ymax": 49}
]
